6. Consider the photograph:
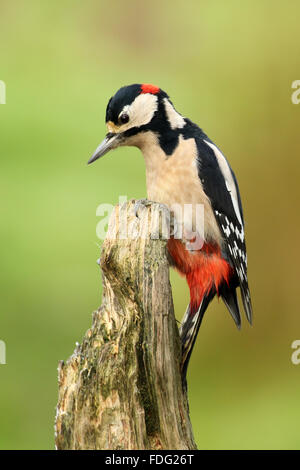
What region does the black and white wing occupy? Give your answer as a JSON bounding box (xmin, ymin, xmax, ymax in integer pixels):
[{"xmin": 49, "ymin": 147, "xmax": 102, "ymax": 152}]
[{"xmin": 195, "ymin": 136, "xmax": 253, "ymax": 324}]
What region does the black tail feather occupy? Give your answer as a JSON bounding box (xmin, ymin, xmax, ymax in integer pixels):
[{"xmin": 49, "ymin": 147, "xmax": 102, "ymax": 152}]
[
  {"xmin": 180, "ymin": 290, "xmax": 215, "ymax": 381},
  {"xmin": 220, "ymin": 284, "xmax": 241, "ymax": 329},
  {"xmin": 179, "ymin": 283, "xmax": 250, "ymax": 384},
  {"xmin": 240, "ymin": 285, "xmax": 253, "ymax": 325}
]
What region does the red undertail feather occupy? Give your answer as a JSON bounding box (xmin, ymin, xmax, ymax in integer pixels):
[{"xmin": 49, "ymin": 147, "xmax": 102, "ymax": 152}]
[{"xmin": 167, "ymin": 238, "xmax": 233, "ymax": 313}]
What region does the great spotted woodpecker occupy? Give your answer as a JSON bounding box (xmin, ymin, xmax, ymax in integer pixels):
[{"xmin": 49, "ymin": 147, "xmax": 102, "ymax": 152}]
[{"xmin": 88, "ymin": 83, "xmax": 252, "ymax": 378}]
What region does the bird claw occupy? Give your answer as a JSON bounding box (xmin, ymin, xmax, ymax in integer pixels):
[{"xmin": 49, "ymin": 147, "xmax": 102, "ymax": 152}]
[{"xmin": 133, "ymin": 199, "xmax": 150, "ymax": 218}]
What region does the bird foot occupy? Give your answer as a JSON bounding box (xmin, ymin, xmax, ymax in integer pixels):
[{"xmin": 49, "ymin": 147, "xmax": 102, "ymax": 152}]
[{"xmin": 133, "ymin": 198, "xmax": 151, "ymax": 218}]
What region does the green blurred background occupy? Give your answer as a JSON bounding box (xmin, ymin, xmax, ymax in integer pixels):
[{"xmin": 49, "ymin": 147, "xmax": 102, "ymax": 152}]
[{"xmin": 0, "ymin": 0, "xmax": 300, "ymax": 450}]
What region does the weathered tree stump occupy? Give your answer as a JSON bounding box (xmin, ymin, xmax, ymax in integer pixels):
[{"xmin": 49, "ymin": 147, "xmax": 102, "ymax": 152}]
[{"xmin": 55, "ymin": 199, "xmax": 196, "ymax": 450}]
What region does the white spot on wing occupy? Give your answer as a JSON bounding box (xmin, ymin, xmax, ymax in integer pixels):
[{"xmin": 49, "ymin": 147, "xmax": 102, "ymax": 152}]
[{"xmin": 204, "ymin": 140, "xmax": 243, "ymax": 226}]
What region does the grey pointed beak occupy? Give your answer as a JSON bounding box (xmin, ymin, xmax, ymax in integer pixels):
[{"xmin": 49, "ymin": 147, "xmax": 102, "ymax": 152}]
[{"xmin": 88, "ymin": 132, "xmax": 123, "ymax": 164}]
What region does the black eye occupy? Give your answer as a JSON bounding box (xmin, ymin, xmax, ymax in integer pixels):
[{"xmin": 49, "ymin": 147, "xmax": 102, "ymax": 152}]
[{"xmin": 120, "ymin": 113, "xmax": 129, "ymax": 124}]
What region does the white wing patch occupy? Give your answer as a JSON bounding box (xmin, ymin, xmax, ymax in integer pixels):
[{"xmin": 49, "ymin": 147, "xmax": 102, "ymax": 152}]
[
  {"xmin": 204, "ymin": 140, "xmax": 243, "ymax": 226},
  {"xmin": 163, "ymin": 98, "xmax": 185, "ymax": 130}
]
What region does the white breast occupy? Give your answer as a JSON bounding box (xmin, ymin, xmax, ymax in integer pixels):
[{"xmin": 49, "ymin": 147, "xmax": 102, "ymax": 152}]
[{"xmin": 131, "ymin": 131, "xmax": 223, "ymax": 246}]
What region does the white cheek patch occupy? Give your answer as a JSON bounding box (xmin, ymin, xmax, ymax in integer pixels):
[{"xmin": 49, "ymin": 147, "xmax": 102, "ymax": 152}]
[
  {"xmin": 204, "ymin": 140, "xmax": 243, "ymax": 226},
  {"xmin": 163, "ymin": 98, "xmax": 185, "ymax": 130},
  {"xmin": 117, "ymin": 93, "xmax": 158, "ymax": 132}
]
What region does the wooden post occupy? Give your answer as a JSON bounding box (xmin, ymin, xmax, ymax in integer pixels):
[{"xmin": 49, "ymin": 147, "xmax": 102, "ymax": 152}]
[{"xmin": 55, "ymin": 199, "xmax": 196, "ymax": 450}]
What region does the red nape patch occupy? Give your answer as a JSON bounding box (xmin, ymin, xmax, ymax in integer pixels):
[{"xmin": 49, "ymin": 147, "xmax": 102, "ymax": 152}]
[
  {"xmin": 140, "ymin": 83, "xmax": 160, "ymax": 95},
  {"xmin": 167, "ymin": 238, "xmax": 233, "ymax": 313}
]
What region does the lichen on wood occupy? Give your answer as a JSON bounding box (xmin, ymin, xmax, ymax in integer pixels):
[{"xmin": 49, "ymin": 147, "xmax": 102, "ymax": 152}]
[{"xmin": 55, "ymin": 199, "xmax": 196, "ymax": 450}]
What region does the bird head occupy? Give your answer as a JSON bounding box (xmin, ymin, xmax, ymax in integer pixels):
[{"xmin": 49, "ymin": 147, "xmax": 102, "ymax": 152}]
[{"xmin": 88, "ymin": 83, "xmax": 185, "ymax": 164}]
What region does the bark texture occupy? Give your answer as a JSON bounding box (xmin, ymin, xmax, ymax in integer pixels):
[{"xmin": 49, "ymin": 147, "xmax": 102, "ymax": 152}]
[{"xmin": 55, "ymin": 199, "xmax": 196, "ymax": 450}]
